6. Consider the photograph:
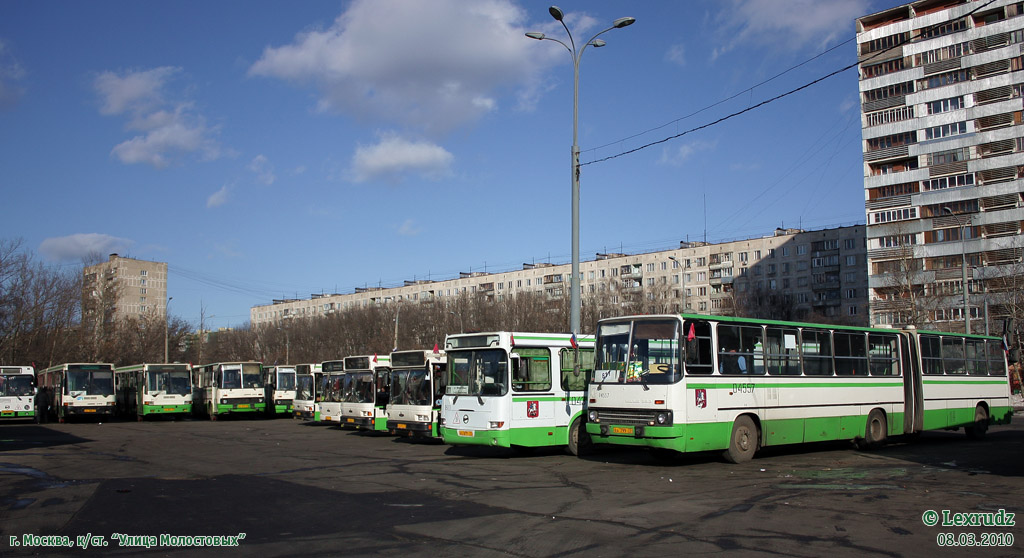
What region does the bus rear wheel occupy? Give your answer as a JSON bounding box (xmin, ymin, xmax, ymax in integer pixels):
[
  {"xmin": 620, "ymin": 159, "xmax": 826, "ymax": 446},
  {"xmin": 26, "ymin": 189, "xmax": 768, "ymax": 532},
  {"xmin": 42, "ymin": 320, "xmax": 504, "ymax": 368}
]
[
  {"xmin": 965, "ymin": 406, "xmax": 989, "ymax": 440},
  {"xmin": 567, "ymin": 417, "xmax": 591, "ymax": 457},
  {"xmin": 858, "ymin": 409, "xmax": 887, "ymax": 450},
  {"xmin": 724, "ymin": 416, "xmax": 758, "ymax": 464}
]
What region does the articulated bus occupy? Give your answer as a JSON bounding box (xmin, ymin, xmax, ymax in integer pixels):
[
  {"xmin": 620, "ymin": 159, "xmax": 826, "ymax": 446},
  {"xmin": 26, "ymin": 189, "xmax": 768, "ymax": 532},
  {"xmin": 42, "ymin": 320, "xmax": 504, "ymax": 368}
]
[
  {"xmin": 193, "ymin": 362, "xmax": 265, "ymax": 419},
  {"xmin": 586, "ymin": 314, "xmax": 1014, "ymax": 463},
  {"xmin": 386, "ymin": 349, "xmax": 447, "ymax": 439},
  {"xmin": 262, "ymin": 365, "xmax": 297, "ymax": 416},
  {"xmin": 317, "ymin": 360, "xmax": 345, "ymax": 423},
  {"xmin": 340, "ymin": 354, "xmax": 391, "ymax": 431},
  {"xmin": 114, "ymin": 363, "xmax": 193, "ymax": 420},
  {"xmin": 0, "ymin": 366, "xmax": 36, "ymax": 420},
  {"xmin": 293, "ymin": 363, "xmax": 323, "ymax": 421},
  {"xmin": 38, "ymin": 363, "xmax": 116, "ymax": 422},
  {"xmin": 440, "ymin": 332, "xmax": 596, "ymax": 455}
]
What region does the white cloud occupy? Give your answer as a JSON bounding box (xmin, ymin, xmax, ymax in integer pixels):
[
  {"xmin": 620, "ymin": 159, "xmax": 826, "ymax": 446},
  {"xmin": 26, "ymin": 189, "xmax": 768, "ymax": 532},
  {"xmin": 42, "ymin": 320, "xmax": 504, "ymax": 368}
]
[
  {"xmin": 659, "ymin": 140, "xmax": 717, "ymax": 167},
  {"xmin": 397, "ymin": 219, "xmax": 421, "ymax": 237},
  {"xmin": 350, "ymin": 133, "xmax": 453, "ymax": 183},
  {"xmin": 94, "ymin": 67, "xmax": 222, "ymax": 168},
  {"xmin": 249, "ymin": 0, "xmax": 553, "ymax": 134},
  {"xmin": 666, "ymin": 44, "xmax": 686, "ymax": 67},
  {"xmin": 712, "ymin": 0, "xmax": 870, "ymax": 58},
  {"xmin": 39, "ymin": 233, "xmax": 133, "ymax": 262},
  {"xmin": 0, "ymin": 40, "xmax": 26, "ymax": 110},
  {"xmin": 248, "ymin": 154, "xmax": 276, "ymax": 185},
  {"xmin": 207, "ymin": 185, "xmax": 229, "ymax": 208}
]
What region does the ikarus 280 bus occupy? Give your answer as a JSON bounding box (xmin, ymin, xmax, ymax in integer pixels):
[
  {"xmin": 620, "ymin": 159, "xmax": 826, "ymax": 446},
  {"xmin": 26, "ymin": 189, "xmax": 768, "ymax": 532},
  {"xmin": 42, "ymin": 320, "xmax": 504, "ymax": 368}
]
[
  {"xmin": 317, "ymin": 360, "xmax": 345, "ymax": 424},
  {"xmin": 114, "ymin": 363, "xmax": 193, "ymax": 420},
  {"xmin": 586, "ymin": 314, "xmax": 1014, "ymax": 463},
  {"xmin": 193, "ymin": 362, "xmax": 265, "ymax": 419},
  {"xmin": 262, "ymin": 365, "xmax": 297, "ymax": 416},
  {"xmin": 340, "ymin": 354, "xmax": 391, "ymax": 431},
  {"xmin": 38, "ymin": 363, "xmax": 116, "ymax": 422},
  {"xmin": 293, "ymin": 363, "xmax": 323, "ymax": 421},
  {"xmin": 0, "ymin": 366, "xmax": 36, "ymax": 420},
  {"xmin": 440, "ymin": 332, "xmax": 595, "ymax": 455},
  {"xmin": 386, "ymin": 348, "xmax": 446, "ymax": 439}
]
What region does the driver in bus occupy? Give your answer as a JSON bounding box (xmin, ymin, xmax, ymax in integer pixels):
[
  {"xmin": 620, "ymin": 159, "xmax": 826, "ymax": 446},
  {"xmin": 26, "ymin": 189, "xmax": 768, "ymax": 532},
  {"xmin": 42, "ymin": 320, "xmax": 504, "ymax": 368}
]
[{"xmin": 720, "ymin": 347, "xmax": 747, "ymax": 374}]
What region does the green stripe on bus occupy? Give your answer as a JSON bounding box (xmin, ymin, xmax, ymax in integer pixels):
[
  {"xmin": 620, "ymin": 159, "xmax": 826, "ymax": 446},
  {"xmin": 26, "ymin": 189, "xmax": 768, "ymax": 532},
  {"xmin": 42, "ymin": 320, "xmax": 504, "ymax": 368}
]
[
  {"xmin": 922, "ymin": 379, "xmax": 1008, "ymax": 385},
  {"xmin": 687, "ymin": 382, "xmax": 903, "ymax": 389}
]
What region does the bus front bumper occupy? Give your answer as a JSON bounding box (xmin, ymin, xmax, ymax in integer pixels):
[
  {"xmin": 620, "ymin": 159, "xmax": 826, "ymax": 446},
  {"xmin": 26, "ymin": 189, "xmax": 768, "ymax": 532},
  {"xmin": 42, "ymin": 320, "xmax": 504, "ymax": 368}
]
[
  {"xmin": 142, "ymin": 404, "xmax": 191, "ymax": 415},
  {"xmin": 387, "ymin": 419, "xmax": 437, "ymax": 437},
  {"xmin": 441, "ymin": 427, "xmax": 509, "ymax": 447},
  {"xmin": 215, "ymin": 403, "xmax": 265, "ymax": 414},
  {"xmin": 64, "ymin": 405, "xmax": 116, "ymax": 417}
]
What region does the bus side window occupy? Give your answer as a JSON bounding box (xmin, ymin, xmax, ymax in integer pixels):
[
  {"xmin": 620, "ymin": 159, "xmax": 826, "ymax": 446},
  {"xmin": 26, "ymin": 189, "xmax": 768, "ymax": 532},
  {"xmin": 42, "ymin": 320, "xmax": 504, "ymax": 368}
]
[{"xmin": 684, "ymin": 320, "xmax": 714, "ymax": 375}]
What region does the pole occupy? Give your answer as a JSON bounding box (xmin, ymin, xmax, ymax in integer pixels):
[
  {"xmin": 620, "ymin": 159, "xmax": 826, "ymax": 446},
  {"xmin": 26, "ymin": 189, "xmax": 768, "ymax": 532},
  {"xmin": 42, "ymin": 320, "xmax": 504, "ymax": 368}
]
[{"xmin": 164, "ymin": 297, "xmax": 173, "ymax": 362}]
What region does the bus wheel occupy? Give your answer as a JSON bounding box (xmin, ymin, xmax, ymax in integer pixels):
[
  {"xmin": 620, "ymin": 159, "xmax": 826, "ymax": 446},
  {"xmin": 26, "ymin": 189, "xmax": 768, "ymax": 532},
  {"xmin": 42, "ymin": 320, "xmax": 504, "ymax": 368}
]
[
  {"xmin": 724, "ymin": 416, "xmax": 758, "ymax": 464},
  {"xmin": 567, "ymin": 417, "xmax": 591, "ymax": 457},
  {"xmin": 965, "ymin": 406, "xmax": 989, "ymax": 440},
  {"xmin": 859, "ymin": 409, "xmax": 887, "ymax": 450}
]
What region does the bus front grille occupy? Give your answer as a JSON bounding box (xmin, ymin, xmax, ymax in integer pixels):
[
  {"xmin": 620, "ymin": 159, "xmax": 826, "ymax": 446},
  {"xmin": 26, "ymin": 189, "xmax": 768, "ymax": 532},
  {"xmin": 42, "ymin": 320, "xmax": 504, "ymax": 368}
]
[{"xmin": 593, "ymin": 408, "xmax": 657, "ymax": 426}]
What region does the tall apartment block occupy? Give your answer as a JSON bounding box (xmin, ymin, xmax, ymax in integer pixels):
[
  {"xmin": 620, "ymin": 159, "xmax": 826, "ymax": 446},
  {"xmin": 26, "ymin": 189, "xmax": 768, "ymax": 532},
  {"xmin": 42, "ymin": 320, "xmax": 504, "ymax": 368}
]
[
  {"xmin": 858, "ymin": 0, "xmax": 1024, "ymax": 333},
  {"xmin": 251, "ymin": 225, "xmax": 869, "ymax": 328},
  {"xmin": 82, "ymin": 253, "xmax": 168, "ymax": 325}
]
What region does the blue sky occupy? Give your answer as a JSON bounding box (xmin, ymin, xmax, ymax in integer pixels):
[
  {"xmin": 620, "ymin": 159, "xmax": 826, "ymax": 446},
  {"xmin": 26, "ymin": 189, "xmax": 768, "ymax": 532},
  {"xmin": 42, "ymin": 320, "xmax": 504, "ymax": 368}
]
[{"xmin": 0, "ymin": 0, "xmax": 907, "ymax": 329}]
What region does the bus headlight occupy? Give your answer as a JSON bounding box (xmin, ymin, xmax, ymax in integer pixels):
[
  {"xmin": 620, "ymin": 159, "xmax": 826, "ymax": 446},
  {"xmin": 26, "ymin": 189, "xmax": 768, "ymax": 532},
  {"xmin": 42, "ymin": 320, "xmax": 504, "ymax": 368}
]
[
  {"xmin": 653, "ymin": 411, "xmax": 672, "ymax": 426},
  {"xmin": 488, "ymin": 421, "xmax": 505, "ymax": 429},
  {"xmin": 588, "ymin": 410, "xmax": 599, "ymax": 422}
]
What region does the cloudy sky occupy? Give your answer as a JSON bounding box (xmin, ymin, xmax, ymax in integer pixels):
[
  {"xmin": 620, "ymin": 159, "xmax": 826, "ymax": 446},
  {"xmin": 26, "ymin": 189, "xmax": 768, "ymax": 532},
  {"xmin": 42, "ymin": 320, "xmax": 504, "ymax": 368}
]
[{"xmin": 1, "ymin": 0, "xmax": 906, "ymax": 329}]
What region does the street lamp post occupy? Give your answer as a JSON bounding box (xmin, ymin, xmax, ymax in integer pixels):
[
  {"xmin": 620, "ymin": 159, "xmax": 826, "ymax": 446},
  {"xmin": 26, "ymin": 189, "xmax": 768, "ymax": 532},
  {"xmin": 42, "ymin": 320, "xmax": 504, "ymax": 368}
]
[
  {"xmin": 527, "ymin": 6, "xmax": 635, "ymax": 336},
  {"xmin": 450, "ymin": 311, "xmax": 464, "ymax": 334},
  {"xmin": 943, "ymin": 207, "xmax": 971, "ymax": 334},
  {"xmin": 164, "ymin": 297, "xmax": 173, "ymax": 362}
]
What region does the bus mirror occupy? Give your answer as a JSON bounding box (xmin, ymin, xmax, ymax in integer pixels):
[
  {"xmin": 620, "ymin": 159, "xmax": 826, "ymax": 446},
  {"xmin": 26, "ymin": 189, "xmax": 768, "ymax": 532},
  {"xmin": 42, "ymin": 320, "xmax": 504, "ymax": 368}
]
[
  {"xmin": 1008, "ymin": 349, "xmax": 1020, "ymax": 365},
  {"xmin": 510, "ymin": 355, "xmax": 522, "ymax": 380}
]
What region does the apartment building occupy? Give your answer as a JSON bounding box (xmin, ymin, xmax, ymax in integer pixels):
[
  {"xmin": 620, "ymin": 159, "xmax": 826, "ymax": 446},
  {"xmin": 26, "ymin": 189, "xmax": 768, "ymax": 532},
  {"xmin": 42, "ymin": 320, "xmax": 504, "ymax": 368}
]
[
  {"xmin": 858, "ymin": 0, "xmax": 1024, "ymax": 333},
  {"xmin": 82, "ymin": 253, "xmax": 168, "ymax": 324},
  {"xmin": 251, "ymin": 225, "xmax": 869, "ymax": 328}
]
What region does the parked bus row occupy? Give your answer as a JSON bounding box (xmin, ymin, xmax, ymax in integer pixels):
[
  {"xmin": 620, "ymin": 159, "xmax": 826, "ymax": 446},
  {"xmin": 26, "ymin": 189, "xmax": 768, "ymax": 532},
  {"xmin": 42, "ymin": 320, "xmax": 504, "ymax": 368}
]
[{"xmin": 3, "ymin": 313, "xmax": 1016, "ymax": 463}]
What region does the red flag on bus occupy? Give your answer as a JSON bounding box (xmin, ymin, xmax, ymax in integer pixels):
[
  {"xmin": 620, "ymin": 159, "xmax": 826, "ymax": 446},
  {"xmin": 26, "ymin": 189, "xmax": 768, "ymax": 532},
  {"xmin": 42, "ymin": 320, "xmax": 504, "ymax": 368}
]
[
  {"xmin": 687, "ymin": 323, "xmax": 696, "ymax": 341},
  {"xmin": 433, "ymin": 343, "xmax": 439, "ymax": 354}
]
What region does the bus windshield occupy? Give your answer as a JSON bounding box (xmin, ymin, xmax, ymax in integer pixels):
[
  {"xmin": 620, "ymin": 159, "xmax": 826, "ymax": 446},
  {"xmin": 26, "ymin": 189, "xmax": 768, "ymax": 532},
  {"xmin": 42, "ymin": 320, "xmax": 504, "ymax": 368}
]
[
  {"xmin": 391, "ymin": 369, "xmax": 430, "ymax": 406},
  {"xmin": 276, "ymin": 370, "xmax": 296, "ymax": 391},
  {"xmin": 343, "ymin": 372, "xmax": 374, "ymax": 404},
  {"xmin": 147, "ymin": 368, "xmax": 191, "ymax": 395},
  {"xmin": 242, "ymin": 364, "xmax": 262, "ymax": 389},
  {"xmin": 1, "ymin": 375, "xmax": 34, "ymax": 396},
  {"xmin": 447, "ymin": 349, "xmax": 508, "ymax": 397},
  {"xmin": 67, "ymin": 369, "xmax": 114, "ymax": 396},
  {"xmin": 594, "ymin": 319, "xmax": 683, "ymax": 385},
  {"xmin": 221, "ymin": 367, "xmax": 242, "ymax": 389},
  {"xmin": 323, "ymin": 374, "xmax": 343, "ymax": 402},
  {"xmin": 296, "ymin": 375, "xmax": 313, "ymax": 401}
]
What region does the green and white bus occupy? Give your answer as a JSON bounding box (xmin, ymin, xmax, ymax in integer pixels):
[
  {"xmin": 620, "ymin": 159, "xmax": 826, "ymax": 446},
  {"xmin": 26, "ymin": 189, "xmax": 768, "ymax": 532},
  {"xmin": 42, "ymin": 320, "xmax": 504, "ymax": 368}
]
[
  {"xmin": 193, "ymin": 362, "xmax": 265, "ymax": 419},
  {"xmin": 440, "ymin": 332, "xmax": 596, "ymax": 455},
  {"xmin": 38, "ymin": 363, "xmax": 116, "ymax": 422},
  {"xmin": 0, "ymin": 366, "xmax": 36, "ymax": 420},
  {"xmin": 114, "ymin": 363, "xmax": 193, "ymax": 420},
  {"xmin": 586, "ymin": 314, "xmax": 1014, "ymax": 463},
  {"xmin": 317, "ymin": 360, "xmax": 345, "ymax": 423},
  {"xmin": 340, "ymin": 354, "xmax": 391, "ymax": 432},
  {"xmin": 386, "ymin": 349, "xmax": 447, "ymax": 439},
  {"xmin": 262, "ymin": 365, "xmax": 297, "ymax": 416},
  {"xmin": 293, "ymin": 363, "xmax": 323, "ymax": 421}
]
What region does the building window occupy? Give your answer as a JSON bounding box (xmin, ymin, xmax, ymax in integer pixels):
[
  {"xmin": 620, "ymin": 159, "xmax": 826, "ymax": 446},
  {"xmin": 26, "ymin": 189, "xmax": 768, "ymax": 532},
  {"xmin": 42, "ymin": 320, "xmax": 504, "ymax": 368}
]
[
  {"xmin": 925, "ymin": 121, "xmax": 967, "ymax": 140},
  {"xmin": 140, "ymin": 270, "xmax": 148, "ymax": 276},
  {"xmin": 926, "ymin": 96, "xmax": 964, "ymax": 115}
]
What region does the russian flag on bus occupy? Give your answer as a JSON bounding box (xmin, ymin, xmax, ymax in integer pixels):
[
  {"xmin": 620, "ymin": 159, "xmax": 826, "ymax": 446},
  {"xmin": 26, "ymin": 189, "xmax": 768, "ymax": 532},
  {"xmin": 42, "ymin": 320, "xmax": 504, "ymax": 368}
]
[{"xmin": 570, "ymin": 333, "xmax": 578, "ymax": 349}]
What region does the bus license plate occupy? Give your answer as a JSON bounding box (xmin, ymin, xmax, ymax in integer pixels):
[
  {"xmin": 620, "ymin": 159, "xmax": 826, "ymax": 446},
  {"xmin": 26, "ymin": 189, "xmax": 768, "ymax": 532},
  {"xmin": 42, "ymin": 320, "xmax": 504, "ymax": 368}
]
[
  {"xmin": 457, "ymin": 430, "xmax": 474, "ymax": 437},
  {"xmin": 611, "ymin": 426, "xmax": 634, "ymax": 435},
  {"xmin": 1, "ymin": 410, "xmax": 12, "ymax": 415},
  {"xmin": 397, "ymin": 423, "xmax": 407, "ymax": 429},
  {"xmin": 84, "ymin": 409, "xmax": 96, "ymax": 413},
  {"xmin": 237, "ymin": 404, "xmax": 249, "ymax": 409},
  {"xmin": 346, "ymin": 418, "xmax": 355, "ymax": 423},
  {"xmin": 163, "ymin": 408, "xmax": 176, "ymax": 411}
]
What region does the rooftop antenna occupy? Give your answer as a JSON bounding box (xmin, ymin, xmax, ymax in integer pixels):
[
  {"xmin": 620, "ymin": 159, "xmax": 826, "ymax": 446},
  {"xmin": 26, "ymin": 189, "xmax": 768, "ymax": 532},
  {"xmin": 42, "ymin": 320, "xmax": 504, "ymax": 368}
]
[{"xmin": 703, "ymin": 193, "xmax": 707, "ymax": 244}]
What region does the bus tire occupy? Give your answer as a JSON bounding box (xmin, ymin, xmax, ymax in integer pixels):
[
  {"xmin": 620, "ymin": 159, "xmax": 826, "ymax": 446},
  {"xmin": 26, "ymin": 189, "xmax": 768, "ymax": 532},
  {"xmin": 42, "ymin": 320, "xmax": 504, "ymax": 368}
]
[
  {"xmin": 567, "ymin": 416, "xmax": 591, "ymax": 456},
  {"xmin": 965, "ymin": 405, "xmax": 989, "ymax": 440},
  {"xmin": 859, "ymin": 409, "xmax": 887, "ymax": 450},
  {"xmin": 724, "ymin": 415, "xmax": 758, "ymax": 464}
]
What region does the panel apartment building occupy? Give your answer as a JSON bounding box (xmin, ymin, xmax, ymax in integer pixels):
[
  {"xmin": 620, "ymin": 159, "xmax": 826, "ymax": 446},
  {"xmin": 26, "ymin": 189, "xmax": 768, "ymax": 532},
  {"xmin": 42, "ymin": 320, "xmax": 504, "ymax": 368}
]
[
  {"xmin": 82, "ymin": 254, "xmax": 168, "ymax": 325},
  {"xmin": 251, "ymin": 225, "xmax": 869, "ymax": 328},
  {"xmin": 858, "ymin": 0, "xmax": 1024, "ymax": 333}
]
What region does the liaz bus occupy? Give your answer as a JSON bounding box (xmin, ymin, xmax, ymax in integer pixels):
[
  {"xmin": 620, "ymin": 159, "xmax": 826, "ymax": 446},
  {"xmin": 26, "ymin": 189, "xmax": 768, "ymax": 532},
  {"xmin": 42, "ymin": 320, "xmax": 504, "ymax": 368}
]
[
  {"xmin": 262, "ymin": 365, "xmax": 297, "ymax": 416},
  {"xmin": 439, "ymin": 332, "xmax": 596, "ymax": 455},
  {"xmin": 0, "ymin": 366, "xmax": 36, "ymax": 420},
  {"xmin": 114, "ymin": 363, "xmax": 193, "ymax": 420},
  {"xmin": 586, "ymin": 313, "xmax": 1014, "ymax": 463},
  {"xmin": 193, "ymin": 362, "xmax": 265, "ymax": 419},
  {"xmin": 38, "ymin": 363, "xmax": 116, "ymax": 422},
  {"xmin": 386, "ymin": 349, "xmax": 447, "ymax": 439},
  {"xmin": 340, "ymin": 354, "xmax": 391, "ymax": 432},
  {"xmin": 317, "ymin": 360, "xmax": 345, "ymax": 424},
  {"xmin": 293, "ymin": 363, "xmax": 323, "ymax": 421}
]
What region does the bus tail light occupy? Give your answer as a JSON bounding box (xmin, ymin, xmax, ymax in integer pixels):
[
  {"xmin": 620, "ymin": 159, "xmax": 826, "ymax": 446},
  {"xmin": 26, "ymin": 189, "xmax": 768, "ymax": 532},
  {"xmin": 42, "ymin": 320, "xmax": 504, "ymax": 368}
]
[{"xmin": 489, "ymin": 421, "xmax": 505, "ymax": 429}]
